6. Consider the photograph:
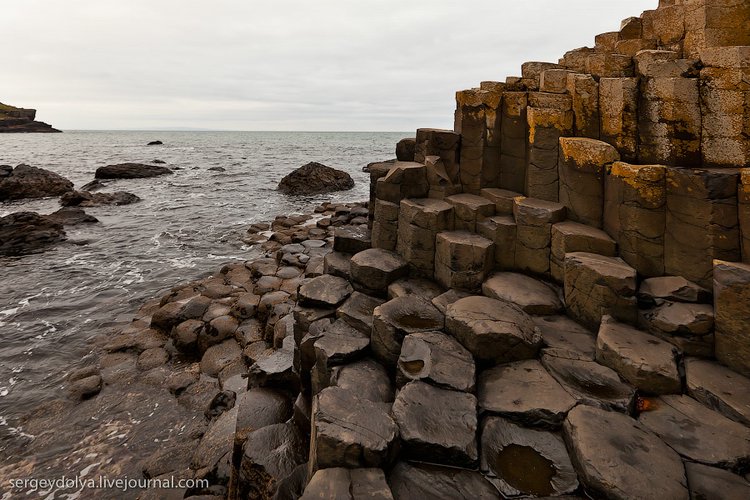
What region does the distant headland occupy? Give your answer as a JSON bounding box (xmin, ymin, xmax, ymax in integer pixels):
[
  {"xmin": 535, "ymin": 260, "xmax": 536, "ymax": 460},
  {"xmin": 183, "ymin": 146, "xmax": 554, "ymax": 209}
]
[{"xmin": 0, "ymin": 102, "xmax": 60, "ymax": 133}]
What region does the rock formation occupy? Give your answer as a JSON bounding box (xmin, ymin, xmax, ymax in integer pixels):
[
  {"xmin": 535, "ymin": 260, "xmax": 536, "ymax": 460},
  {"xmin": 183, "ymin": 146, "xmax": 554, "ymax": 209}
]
[
  {"xmin": 95, "ymin": 163, "xmax": 173, "ymax": 179},
  {"xmin": 277, "ymin": 162, "xmax": 355, "ymax": 195},
  {"xmin": 0, "ymin": 102, "xmax": 60, "ymax": 132},
  {"xmin": 0, "ymin": 164, "xmax": 74, "ymax": 201}
]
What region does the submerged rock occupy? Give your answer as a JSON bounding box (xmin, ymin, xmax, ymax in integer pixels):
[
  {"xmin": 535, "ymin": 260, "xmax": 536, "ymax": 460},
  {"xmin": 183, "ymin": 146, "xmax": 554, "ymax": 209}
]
[
  {"xmin": 277, "ymin": 162, "xmax": 354, "ymax": 195},
  {"xmin": 60, "ymin": 189, "xmax": 141, "ymax": 207},
  {"xmin": 0, "ymin": 164, "xmax": 73, "ymax": 201},
  {"xmin": 95, "ymin": 163, "xmax": 173, "ymax": 179},
  {"xmin": 46, "ymin": 207, "xmax": 99, "ymax": 226}
]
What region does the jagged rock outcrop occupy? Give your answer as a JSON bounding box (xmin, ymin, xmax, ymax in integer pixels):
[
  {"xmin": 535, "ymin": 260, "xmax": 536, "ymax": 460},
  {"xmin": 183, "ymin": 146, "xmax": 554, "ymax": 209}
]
[
  {"xmin": 0, "ymin": 102, "xmax": 60, "ymax": 132},
  {"xmin": 0, "ymin": 211, "xmax": 66, "ymax": 256}
]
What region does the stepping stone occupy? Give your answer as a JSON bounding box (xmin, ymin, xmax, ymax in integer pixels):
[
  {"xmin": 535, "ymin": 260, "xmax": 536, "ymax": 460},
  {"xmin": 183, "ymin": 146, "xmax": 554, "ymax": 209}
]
[
  {"xmin": 685, "ymin": 463, "xmax": 750, "ymax": 500},
  {"xmin": 435, "ymin": 231, "xmax": 494, "ymax": 291},
  {"xmin": 639, "ymin": 395, "xmax": 750, "ymax": 470},
  {"xmin": 388, "ymin": 461, "xmax": 498, "ymax": 500},
  {"xmin": 513, "ymin": 197, "xmax": 566, "ymax": 275},
  {"xmin": 482, "ymin": 272, "xmax": 562, "ymax": 315},
  {"xmin": 397, "ymin": 198, "xmax": 454, "ymax": 277},
  {"xmin": 541, "ymin": 354, "xmax": 636, "ymax": 413},
  {"xmin": 323, "ymin": 251, "xmax": 352, "ymax": 280},
  {"xmin": 431, "ymin": 288, "xmax": 471, "ymax": 315},
  {"xmin": 550, "ymin": 221, "xmax": 617, "ymax": 282},
  {"xmin": 329, "ymin": 358, "xmax": 394, "ymax": 403},
  {"xmin": 564, "ymin": 252, "xmax": 637, "ymax": 329},
  {"xmin": 235, "ymin": 388, "xmax": 292, "ymax": 443},
  {"xmin": 480, "ymin": 416, "xmax": 578, "ymax": 497},
  {"xmin": 312, "ymin": 320, "xmax": 370, "ymax": 393},
  {"xmin": 333, "ymin": 226, "xmax": 371, "ymax": 254},
  {"xmin": 480, "ymin": 187, "xmax": 522, "ymax": 215},
  {"xmin": 685, "ymin": 358, "xmax": 750, "ymax": 426},
  {"xmin": 478, "ymin": 360, "xmax": 576, "ymax": 428},
  {"xmin": 641, "ymin": 302, "xmax": 715, "ymax": 357},
  {"xmin": 563, "ymin": 405, "xmax": 688, "ymax": 500},
  {"xmin": 445, "ymin": 193, "xmax": 495, "ymax": 231},
  {"xmin": 230, "ymin": 292, "xmax": 261, "ymax": 319},
  {"xmin": 248, "ymin": 348, "xmax": 299, "ymax": 393},
  {"xmin": 445, "ymin": 296, "xmax": 542, "ymax": 364},
  {"xmin": 476, "ymin": 215, "xmax": 517, "ymax": 271},
  {"xmin": 638, "ymin": 275, "xmax": 711, "ymax": 305},
  {"xmin": 310, "ymin": 387, "xmax": 398, "ymax": 470},
  {"xmin": 298, "ymin": 274, "xmax": 353, "ymax": 308},
  {"xmin": 396, "ymin": 331, "xmax": 475, "ymax": 392},
  {"xmin": 387, "ymin": 278, "xmax": 444, "ymax": 302},
  {"xmin": 200, "ymin": 340, "xmax": 241, "ymax": 377},
  {"xmin": 239, "ymin": 422, "xmax": 307, "ymax": 499},
  {"xmin": 595, "ymin": 316, "xmax": 681, "ymax": 394},
  {"xmin": 350, "ymin": 248, "xmax": 409, "ymax": 297},
  {"xmin": 301, "ymin": 468, "xmax": 393, "ymax": 500},
  {"xmin": 714, "ymin": 260, "xmax": 750, "ymax": 377},
  {"xmin": 371, "ymin": 296, "xmax": 444, "ymax": 367},
  {"xmin": 391, "ymin": 381, "xmax": 478, "ymax": 468},
  {"xmin": 336, "ymin": 291, "xmax": 384, "ymax": 334},
  {"xmin": 533, "ymin": 315, "xmax": 596, "ymax": 360}
]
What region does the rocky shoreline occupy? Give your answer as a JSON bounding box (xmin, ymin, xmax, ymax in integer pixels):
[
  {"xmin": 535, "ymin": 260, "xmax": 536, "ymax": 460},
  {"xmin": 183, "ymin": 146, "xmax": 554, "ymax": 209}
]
[{"xmin": 0, "ymin": 102, "xmax": 60, "ymax": 133}]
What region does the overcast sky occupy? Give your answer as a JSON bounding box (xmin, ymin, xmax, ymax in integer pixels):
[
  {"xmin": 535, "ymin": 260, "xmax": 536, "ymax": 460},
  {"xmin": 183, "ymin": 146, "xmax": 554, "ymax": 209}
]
[{"xmin": 3, "ymin": 0, "xmax": 656, "ymax": 131}]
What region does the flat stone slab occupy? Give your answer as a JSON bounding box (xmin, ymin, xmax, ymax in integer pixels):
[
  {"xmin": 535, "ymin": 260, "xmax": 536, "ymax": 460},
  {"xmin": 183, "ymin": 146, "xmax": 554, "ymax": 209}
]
[
  {"xmin": 431, "ymin": 288, "xmax": 471, "ymax": 315},
  {"xmin": 686, "ymin": 358, "xmax": 750, "ymax": 426},
  {"xmin": 541, "ymin": 354, "xmax": 636, "ymax": 413},
  {"xmin": 481, "ymin": 416, "xmax": 578, "ymax": 497},
  {"xmin": 596, "ymin": 316, "xmax": 681, "ymax": 394},
  {"xmin": 311, "ymin": 387, "xmax": 398, "ymax": 470},
  {"xmin": 435, "ymin": 231, "xmax": 494, "ymax": 291},
  {"xmin": 391, "ymin": 381, "xmax": 478, "ymax": 468},
  {"xmin": 329, "ymin": 358, "xmax": 394, "ymax": 403},
  {"xmin": 387, "ymin": 461, "xmax": 499, "ymax": 499},
  {"xmin": 387, "ymin": 278, "xmax": 444, "ymax": 302},
  {"xmin": 333, "ymin": 226, "xmax": 372, "ymax": 254},
  {"xmin": 336, "ymin": 291, "xmax": 384, "ymax": 334},
  {"xmin": 482, "ymin": 272, "xmax": 562, "ymax": 315},
  {"xmin": 638, "ymin": 276, "xmax": 711, "ymax": 305},
  {"xmin": 314, "ymin": 319, "xmax": 370, "ymax": 368},
  {"xmin": 301, "ymin": 468, "xmax": 393, "ymax": 500},
  {"xmin": 323, "ymin": 251, "xmax": 352, "ymax": 280},
  {"xmin": 639, "ymin": 395, "xmax": 750, "ymax": 470},
  {"xmin": 445, "ymin": 296, "xmax": 542, "ymax": 364},
  {"xmin": 685, "ymin": 462, "xmax": 750, "ymax": 500},
  {"xmin": 563, "ymin": 405, "xmax": 688, "ymax": 500},
  {"xmin": 298, "ymin": 274, "xmax": 353, "ymax": 308},
  {"xmin": 396, "ymin": 331, "xmax": 475, "ymax": 392},
  {"xmin": 350, "ymin": 248, "xmax": 409, "ymax": 296},
  {"xmin": 371, "ymin": 295, "xmax": 445, "ymax": 367},
  {"xmin": 642, "ymin": 301, "xmax": 714, "ymax": 337},
  {"xmin": 533, "ymin": 315, "xmax": 596, "ymax": 360},
  {"xmin": 478, "ymin": 360, "xmax": 576, "ymax": 428}
]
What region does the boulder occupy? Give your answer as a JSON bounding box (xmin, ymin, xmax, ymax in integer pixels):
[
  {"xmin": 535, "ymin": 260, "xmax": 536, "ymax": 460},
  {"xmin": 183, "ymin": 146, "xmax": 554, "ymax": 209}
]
[
  {"xmin": 482, "ymin": 272, "xmax": 562, "ymax": 315},
  {"xmin": 445, "ymin": 296, "xmax": 542, "ymax": 364},
  {"xmin": 0, "ymin": 211, "xmax": 66, "ymax": 256},
  {"xmin": 541, "ymin": 354, "xmax": 636, "ymax": 413},
  {"xmin": 596, "ymin": 316, "xmax": 681, "ymax": 394},
  {"xmin": 0, "ymin": 164, "xmax": 73, "ymax": 201},
  {"xmin": 391, "ymin": 381, "xmax": 478, "ymax": 468},
  {"xmin": 277, "ymin": 162, "xmax": 354, "ymax": 195},
  {"xmin": 396, "ymin": 331, "xmax": 475, "ymax": 392},
  {"xmin": 639, "ymin": 395, "xmax": 750, "ymax": 471},
  {"xmin": 685, "ymin": 358, "xmax": 750, "ymax": 426},
  {"xmin": 95, "ymin": 163, "xmax": 173, "ymax": 179},
  {"xmin": 350, "ymin": 248, "xmax": 409, "ymax": 297},
  {"xmin": 387, "ymin": 461, "xmax": 498, "ymax": 500},
  {"xmin": 480, "ymin": 416, "xmax": 578, "ymax": 497},
  {"xmin": 60, "ymin": 190, "xmax": 140, "ymax": 207},
  {"xmin": 478, "ymin": 360, "xmax": 576, "ymax": 428},
  {"xmin": 310, "ymin": 387, "xmax": 398, "ymax": 470},
  {"xmin": 45, "ymin": 207, "xmax": 99, "ymax": 226},
  {"xmin": 396, "ymin": 138, "xmax": 416, "ymax": 161},
  {"xmin": 301, "ymin": 468, "xmax": 393, "ymax": 500},
  {"xmin": 298, "ymin": 274, "xmax": 353, "ymax": 308},
  {"xmin": 371, "ymin": 295, "xmax": 444, "ymax": 367},
  {"xmin": 563, "ymin": 405, "xmax": 688, "ymax": 500}
]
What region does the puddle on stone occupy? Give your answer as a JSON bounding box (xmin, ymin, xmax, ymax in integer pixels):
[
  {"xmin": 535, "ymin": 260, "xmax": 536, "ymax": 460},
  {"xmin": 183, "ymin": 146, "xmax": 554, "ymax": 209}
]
[
  {"xmin": 492, "ymin": 444, "xmax": 555, "ymax": 496},
  {"xmin": 397, "ymin": 314, "xmax": 440, "ymax": 329},
  {"xmin": 400, "ymin": 359, "xmax": 425, "ymax": 375}
]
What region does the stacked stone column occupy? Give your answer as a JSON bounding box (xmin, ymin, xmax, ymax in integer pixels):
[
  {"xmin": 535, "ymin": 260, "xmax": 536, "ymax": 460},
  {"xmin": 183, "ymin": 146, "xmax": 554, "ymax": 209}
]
[
  {"xmin": 682, "ymin": 0, "xmax": 750, "ymax": 59},
  {"xmin": 414, "ymin": 128, "xmax": 461, "ymax": 187},
  {"xmin": 599, "ymin": 77, "xmax": 639, "ymax": 162},
  {"xmin": 499, "ymin": 92, "xmax": 529, "ymax": 193},
  {"xmin": 741, "ymin": 169, "xmax": 750, "ymax": 264},
  {"xmin": 396, "ymin": 199, "xmax": 454, "ymax": 278},
  {"xmin": 371, "ymin": 163, "xmax": 428, "ymax": 251},
  {"xmin": 566, "ymin": 73, "xmax": 600, "ymax": 139}
]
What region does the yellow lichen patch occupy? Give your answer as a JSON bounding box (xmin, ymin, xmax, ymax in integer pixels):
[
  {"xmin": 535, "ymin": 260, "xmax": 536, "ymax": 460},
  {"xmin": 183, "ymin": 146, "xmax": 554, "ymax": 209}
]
[
  {"xmin": 560, "ymin": 137, "xmax": 620, "ymax": 171},
  {"xmin": 528, "ymin": 108, "xmax": 573, "ymax": 143},
  {"xmin": 610, "ymin": 162, "xmax": 667, "ymax": 205}
]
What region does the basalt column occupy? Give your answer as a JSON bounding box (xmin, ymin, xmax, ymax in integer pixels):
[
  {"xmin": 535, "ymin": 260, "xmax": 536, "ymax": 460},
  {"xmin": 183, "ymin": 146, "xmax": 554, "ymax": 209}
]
[
  {"xmin": 454, "ymin": 84, "xmax": 503, "ymax": 194},
  {"xmin": 599, "ymin": 77, "xmax": 639, "ymax": 162},
  {"xmin": 741, "ymin": 169, "xmax": 750, "ymax": 264},
  {"xmin": 415, "ymin": 128, "xmax": 461, "ymax": 187},
  {"xmin": 499, "ymin": 92, "xmax": 529, "ymax": 193}
]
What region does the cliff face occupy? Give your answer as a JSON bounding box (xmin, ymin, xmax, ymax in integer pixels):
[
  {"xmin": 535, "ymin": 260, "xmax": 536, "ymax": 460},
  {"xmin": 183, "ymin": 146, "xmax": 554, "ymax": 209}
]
[{"xmin": 0, "ymin": 102, "xmax": 60, "ymax": 133}]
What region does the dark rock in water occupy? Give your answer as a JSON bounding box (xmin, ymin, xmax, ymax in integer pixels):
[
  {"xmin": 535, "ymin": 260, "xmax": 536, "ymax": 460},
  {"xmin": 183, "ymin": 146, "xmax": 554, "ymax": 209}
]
[
  {"xmin": 0, "ymin": 164, "xmax": 73, "ymax": 201},
  {"xmin": 396, "ymin": 138, "xmax": 416, "ymax": 161},
  {"xmin": 0, "ymin": 102, "xmax": 61, "ymax": 133},
  {"xmin": 147, "ymin": 140, "xmax": 163, "ymax": 145},
  {"xmin": 0, "ymin": 211, "xmax": 66, "ymax": 256},
  {"xmin": 481, "ymin": 416, "xmax": 578, "ymax": 497},
  {"xmin": 388, "ymin": 461, "xmax": 498, "ymax": 499},
  {"xmin": 152, "ymin": 159, "xmax": 166, "ymax": 164},
  {"xmin": 95, "ymin": 163, "xmax": 173, "ymax": 179},
  {"xmin": 208, "ymin": 166, "xmax": 226, "ymax": 172},
  {"xmin": 277, "ymin": 162, "xmax": 354, "ymax": 195},
  {"xmin": 60, "ymin": 190, "xmax": 141, "ymax": 207},
  {"xmin": 80, "ymin": 179, "xmax": 108, "ymax": 192},
  {"xmin": 67, "ymin": 366, "xmax": 102, "ymax": 400},
  {"xmin": 46, "ymin": 207, "xmax": 99, "ymax": 226}
]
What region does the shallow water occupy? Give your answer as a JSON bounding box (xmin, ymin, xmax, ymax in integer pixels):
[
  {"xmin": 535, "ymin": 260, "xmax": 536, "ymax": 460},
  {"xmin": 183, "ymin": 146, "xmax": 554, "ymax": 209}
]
[{"xmin": 0, "ymin": 130, "xmax": 404, "ymax": 444}]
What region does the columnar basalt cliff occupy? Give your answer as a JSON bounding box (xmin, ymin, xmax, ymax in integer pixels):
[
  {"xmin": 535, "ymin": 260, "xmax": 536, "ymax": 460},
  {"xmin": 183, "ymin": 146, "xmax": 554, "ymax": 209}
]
[
  {"xmin": 0, "ymin": 102, "xmax": 60, "ymax": 132},
  {"xmin": 13, "ymin": 1, "xmax": 750, "ymax": 499}
]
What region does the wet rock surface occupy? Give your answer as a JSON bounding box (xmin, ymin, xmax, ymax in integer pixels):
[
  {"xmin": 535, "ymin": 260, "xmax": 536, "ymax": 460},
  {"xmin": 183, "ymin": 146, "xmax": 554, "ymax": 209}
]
[
  {"xmin": 0, "ymin": 163, "xmax": 73, "ymax": 200},
  {"xmin": 95, "ymin": 162, "xmax": 173, "ymax": 179},
  {"xmin": 0, "ymin": 211, "xmax": 66, "ymax": 256}
]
